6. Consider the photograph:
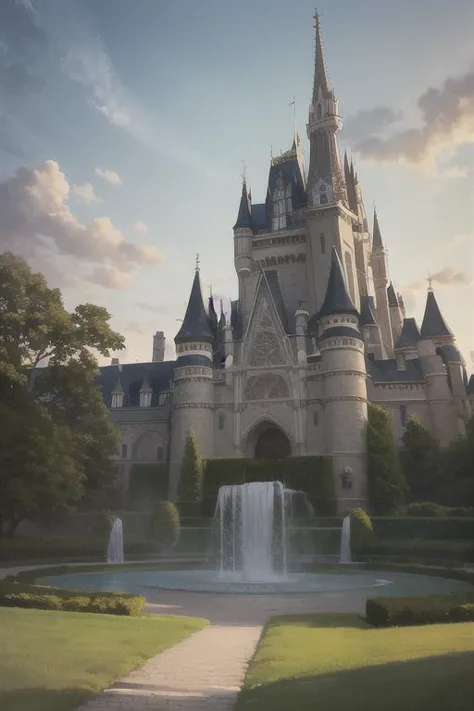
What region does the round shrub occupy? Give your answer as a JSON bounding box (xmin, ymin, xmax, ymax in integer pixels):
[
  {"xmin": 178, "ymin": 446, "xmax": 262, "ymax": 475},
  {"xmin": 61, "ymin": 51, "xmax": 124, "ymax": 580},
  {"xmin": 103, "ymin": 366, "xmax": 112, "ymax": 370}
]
[
  {"xmin": 405, "ymin": 502, "xmax": 447, "ymax": 517},
  {"xmin": 149, "ymin": 501, "xmax": 180, "ymax": 549},
  {"xmin": 346, "ymin": 507, "xmax": 376, "ymax": 552}
]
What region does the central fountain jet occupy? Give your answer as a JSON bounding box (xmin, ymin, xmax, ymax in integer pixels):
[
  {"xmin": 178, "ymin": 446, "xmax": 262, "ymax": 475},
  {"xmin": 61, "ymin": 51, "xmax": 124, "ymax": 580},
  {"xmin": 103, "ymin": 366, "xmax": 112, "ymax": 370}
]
[{"xmin": 215, "ymin": 481, "xmax": 288, "ymax": 582}]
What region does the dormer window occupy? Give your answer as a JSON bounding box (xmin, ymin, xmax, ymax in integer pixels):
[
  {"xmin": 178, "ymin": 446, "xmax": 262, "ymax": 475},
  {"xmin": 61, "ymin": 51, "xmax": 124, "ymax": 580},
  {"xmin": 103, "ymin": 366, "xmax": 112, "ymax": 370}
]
[
  {"xmin": 140, "ymin": 390, "xmax": 152, "ymax": 407},
  {"xmin": 111, "ymin": 391, "xmax": 124, "ymax": 408}
]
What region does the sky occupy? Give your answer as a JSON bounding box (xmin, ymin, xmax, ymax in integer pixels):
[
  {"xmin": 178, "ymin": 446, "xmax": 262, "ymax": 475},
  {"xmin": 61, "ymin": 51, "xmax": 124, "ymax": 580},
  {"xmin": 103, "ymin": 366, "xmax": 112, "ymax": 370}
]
[{"xmin": 0, "ymin": 0, "xmax": 473, "ymax": 369}]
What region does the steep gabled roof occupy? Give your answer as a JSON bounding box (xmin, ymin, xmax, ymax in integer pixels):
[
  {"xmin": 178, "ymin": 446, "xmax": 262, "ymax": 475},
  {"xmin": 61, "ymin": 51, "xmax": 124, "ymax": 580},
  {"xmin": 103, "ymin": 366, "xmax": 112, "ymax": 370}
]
[
  {"xmin": 175, "ymin": 269, "xmax": 214, "ymax": 344},
  {"xmin": 387, "ymin": 282, "xmax": 399, "ymax": 308},
  {"xmin": 420, "ymin": 290, "xmax": 453, "ymax": 339},
  {"xmin": 395, "ymin": 317, "xmax": 421, "ymax": 350},
  {"xmin": 96, "ymin": 361, "xmax": 175, "ymax": 408},
  {"xmin": 372, "ymin": 208, "xmax": 384, "ymax": 249},
  {"xmin": 318, "ymin": 247, "xmax": 359, "ymax": 319},
  {"xmin": 233, "ymin": 180, "xmax": 253, "ymax": 230}
]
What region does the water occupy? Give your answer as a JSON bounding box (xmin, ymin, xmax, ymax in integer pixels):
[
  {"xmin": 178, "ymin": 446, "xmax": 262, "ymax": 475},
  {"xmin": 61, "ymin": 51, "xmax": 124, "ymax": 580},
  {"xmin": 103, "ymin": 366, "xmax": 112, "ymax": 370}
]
[
  {"xmin": 215, "ymin": 481, "xmax": 287, "ymax": 582},
  {"xmin": 106, "ymin": 518, "xmax": 124, "ymax": 564},
  {"xmin": 339, "ymin": 515, "xmax": 352, "ymax": 564}
]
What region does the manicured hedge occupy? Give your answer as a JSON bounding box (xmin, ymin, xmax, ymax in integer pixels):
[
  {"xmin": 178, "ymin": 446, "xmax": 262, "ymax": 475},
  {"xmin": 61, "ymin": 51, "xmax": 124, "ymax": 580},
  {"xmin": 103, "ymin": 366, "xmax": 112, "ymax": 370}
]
[
  {"xmin": 405, "ymin": 502, "xmax": 474, "ymax": 517},
  {"xmin": 0, "ymin": 536, "xmax": 161, "ymax": 562},
  {"xmin": 203, "ymin": 456, "xmax": 335, "ymax": 516},
  {"xmin": 366, "ymin": 593, "xmax": 474, "ymax": 627},
  {"xmin": 371, "ymin": 516, "xmax": 474, "ymax": 541},
  {"xmin": 129, "ymin": 463, "xmax": 168, "ymax": 507},
  {"xmin": 0, "ymin": 582, "xmax": 145, "ymax": 616},
  {"xmin": 360, "ymin": 539, "xmax": 474, "ymax": 563}
]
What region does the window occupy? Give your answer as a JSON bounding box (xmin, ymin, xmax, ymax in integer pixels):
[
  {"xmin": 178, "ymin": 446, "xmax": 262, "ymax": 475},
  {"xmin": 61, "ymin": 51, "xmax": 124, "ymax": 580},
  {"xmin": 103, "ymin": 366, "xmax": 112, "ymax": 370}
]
[
  {"xmin": 111, "ymin": 392, "xmax": 123, "ymax": 408},
  {"xmin": 218, "ymin": 413, "xmax": 225, "ymax": 430},
  {"xmin": 121, "ymin": 443, "xmax": 128, "ymax": 459},
  {"xmin": 156, "ymin": 445, "xmax": 164, "ymax": 461},
  {"xmin": 317, "ymin": 104, "xmax": 322, "ymax": 119},
  {"xmin": 313, "ymin": 410, "xmax": 319, "ymax": 427},
  {"xmin": 320, "ymin": 192, "xmax": 328, "ymax": 205},
  {"xmin": 320, "ymin": 232, "xmax": 326, "ymax": 254},
  {"xmin": 400, "ymin": 406, "xmax": 407, "ymax": 428},
  {"xmin": 140, "ymin": 390, "xmax": 152, "ymax": 408}
]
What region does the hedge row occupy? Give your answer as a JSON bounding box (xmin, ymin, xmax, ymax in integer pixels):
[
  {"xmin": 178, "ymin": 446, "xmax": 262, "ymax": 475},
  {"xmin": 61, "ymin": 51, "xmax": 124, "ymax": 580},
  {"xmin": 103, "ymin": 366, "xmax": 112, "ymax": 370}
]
[
  {"xmin": 360, "ymin": 539, "xmax": 474, "ymax": 563},
  {"xmin": 0, "ymin": 537, "xmax": 162, "ymax": 562},
  {"xmin": 0, "ymin": 582, "xmax": 145, "ymax": 616},
  {"xmin": 371, "ymin": 516, "xmax": 474, "ymax": 541},
  {"xmin": 203, "ymin": 456, "xmax": 335, "ymax": 516},
  {"xmin": 366, "ymin": 593, "xmax": 474, "ymax": 627}
]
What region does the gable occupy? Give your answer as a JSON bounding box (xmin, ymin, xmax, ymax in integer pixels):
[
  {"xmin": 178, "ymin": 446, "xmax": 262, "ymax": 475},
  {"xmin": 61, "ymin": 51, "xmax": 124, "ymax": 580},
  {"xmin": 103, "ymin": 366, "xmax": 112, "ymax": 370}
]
[{"xmin": 244, "ymin": 273, "xmax": 292, "ymax": 367}]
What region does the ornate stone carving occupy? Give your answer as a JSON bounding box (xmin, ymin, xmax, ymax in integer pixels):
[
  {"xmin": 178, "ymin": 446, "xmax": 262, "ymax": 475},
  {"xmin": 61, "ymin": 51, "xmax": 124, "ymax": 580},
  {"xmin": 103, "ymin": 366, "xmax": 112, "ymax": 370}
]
[
  {"xmin": 244, "ymin": 373, "xmax": 289, "ymax": 401},
  {"xmin": 248, "ymin": 297, "xmax": 285, "ymax": 367}
]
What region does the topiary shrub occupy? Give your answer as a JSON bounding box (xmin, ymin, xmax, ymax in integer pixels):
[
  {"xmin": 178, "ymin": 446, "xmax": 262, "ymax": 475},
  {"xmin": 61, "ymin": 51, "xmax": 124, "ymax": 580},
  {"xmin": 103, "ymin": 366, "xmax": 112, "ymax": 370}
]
[
  {"xmin": 346, "ymin": 507, "xmax": 376, "ymax": 553},
  {"xmin": 405, "ymin": 502, "xmax": 447, "ymax": 517},
  {"xmin": 149, "ymin": 501, "xmax": 180, "ymax": 549}
]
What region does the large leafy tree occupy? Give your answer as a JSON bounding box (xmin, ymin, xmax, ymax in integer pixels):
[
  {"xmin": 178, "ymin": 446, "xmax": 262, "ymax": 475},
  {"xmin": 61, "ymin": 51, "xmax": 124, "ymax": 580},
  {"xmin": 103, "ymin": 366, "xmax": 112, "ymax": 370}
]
[
  {"xmin": 367, "ymin": 404, "xmax": 406, "ymax": 514},
  {"xmin": 178, "ymin": 428, "xmax": 203, "ymax": 504},
  {"xmin": 401, "ymin": 416, "xmax": 443, "ymax": 502},
  {"xmin": 442, "ymin": 417, "xmax": 474, "ymax": 506},
  {"xmin": 0, "ymin": 252, "xmax": 124, "ymax": 535}
]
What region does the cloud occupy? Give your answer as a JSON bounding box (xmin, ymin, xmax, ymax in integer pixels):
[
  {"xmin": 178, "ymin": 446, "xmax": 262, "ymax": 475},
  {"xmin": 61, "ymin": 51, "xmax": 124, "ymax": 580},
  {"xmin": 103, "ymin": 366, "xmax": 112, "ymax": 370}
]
[
  {"xmin": 405, "ymin": 267, "xmax": 472, "ymax": 292},
  {"xmin": 343, "ymin": 107, "xmax": 402, "ymax": 141},
  {"xmin": 72, "ymin": 182, "xmax": 101, "ymax": 205},
  {"xmin": 354, "ymin": 70, "xmax": 474, "ymax": 165},
  {"xmin": 136, "ymin": 301, "xmax": 184, "ymax": 316},
  {"xmin": 133, "ymin": 220, "xmax": 148, "ymax": 233},
  {"xmin": 0, "ymin": 160, "xmax": 165, "ymax": 290},
  {"xmin": 94, "ymin": 167, "xmax": 122, "ymax": 185}
]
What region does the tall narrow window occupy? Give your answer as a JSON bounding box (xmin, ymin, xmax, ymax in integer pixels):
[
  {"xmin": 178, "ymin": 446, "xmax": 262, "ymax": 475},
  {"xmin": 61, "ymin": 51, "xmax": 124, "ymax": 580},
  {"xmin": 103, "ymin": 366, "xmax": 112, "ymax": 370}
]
[
  {"xmin": 317, "ymin": 104, "xmax": 322, "ymax": 119},
  {"xmin": 218, "ymin": 413, "xmax": 225, "ymax": 430},
  {"xmin": 320, "ymin": 232, "xmax": 326, "ymax": 254},
  {"xmin": 344, "ymin": 251, "xmax": 356, "ymax": 302},
  {"xmin": 400, "ymin": 406, "xmax": 407, "ymax": 428},
  {"xmin": 156, "ymin": 445, "xmax": 164, "ymax": 461},
  {"xmin": 272, "ymin": 174, "xmax": 287, "ymax": 231},
  {"xmin": 121, "ymin": 444, "xmax": 128, "ymax": 459}
]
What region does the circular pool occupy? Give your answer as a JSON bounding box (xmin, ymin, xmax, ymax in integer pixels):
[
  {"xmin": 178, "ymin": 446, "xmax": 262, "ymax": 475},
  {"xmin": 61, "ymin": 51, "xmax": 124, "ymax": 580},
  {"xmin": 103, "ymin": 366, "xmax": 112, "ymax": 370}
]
[{"xmin": 37, "ymin": 567, "xmax": 473, "ymax": 597}]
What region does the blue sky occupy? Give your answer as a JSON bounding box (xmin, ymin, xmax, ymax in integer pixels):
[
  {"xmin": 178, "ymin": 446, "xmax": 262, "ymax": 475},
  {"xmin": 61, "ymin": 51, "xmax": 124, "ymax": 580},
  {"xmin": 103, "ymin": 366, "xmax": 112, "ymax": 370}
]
[{"xmin": 0, "ymin": 0, "xmax": 473, "ymax": 366}]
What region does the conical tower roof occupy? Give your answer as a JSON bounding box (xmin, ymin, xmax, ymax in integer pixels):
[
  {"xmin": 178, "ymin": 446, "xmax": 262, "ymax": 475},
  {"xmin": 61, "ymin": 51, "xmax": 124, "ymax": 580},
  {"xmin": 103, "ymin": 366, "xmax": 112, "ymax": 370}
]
[
  {"xmin": 233, "ymin": 180, "xmax": 252, "ymax": 230},
  {"xmin": 373, "ymin": 208, "xmax": 384, "ymax": 249},
  {"xmin": 395, "ymin": 317, "xmax": 421, "ymax": 350},
  {"xmin": 175, "ymin": 268, "xmax": 214, "ymax": 344},
  {"xmin": 319, "ymin": 247, "xmax": 358, "ymax": 318},
  {"xmin": 420, "ymin": 289, "xmax": 453, "ymax": 339},
  {"xmin": 387, "ymin": 282, "xmax": 399, "ymax": 308},
  {"xmin": 360, "ymin": 295, "xmax": 377, "ymax": 326}
]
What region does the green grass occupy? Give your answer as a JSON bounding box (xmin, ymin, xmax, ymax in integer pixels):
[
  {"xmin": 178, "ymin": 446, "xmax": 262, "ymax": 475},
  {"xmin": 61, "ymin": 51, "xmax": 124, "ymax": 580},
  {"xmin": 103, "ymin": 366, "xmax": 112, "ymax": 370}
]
[
  {"xmin": 0, "ymin": 607, "xmax": 208, "ymax": 711},
  {"xmin": 237, "ymin": 614, "xmax": 474, "ymax": 711}
]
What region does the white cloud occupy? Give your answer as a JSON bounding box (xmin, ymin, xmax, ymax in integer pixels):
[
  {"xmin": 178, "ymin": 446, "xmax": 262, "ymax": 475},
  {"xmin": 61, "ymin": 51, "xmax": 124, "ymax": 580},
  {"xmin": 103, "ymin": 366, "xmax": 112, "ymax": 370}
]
[
  {"xmin": 0, "ymin": 160, "xmax": 165, "ymax": 290},
  {"xmin": 94, "ymin": 167, "xmax": 122, "ymax": 185},
  {"xmin": 132, "ymin": 220, "xmax": 148, "ymax": 233},
  {"xmin": 72, "ymin": 181, "xmax": 101, "ymax": 204}
]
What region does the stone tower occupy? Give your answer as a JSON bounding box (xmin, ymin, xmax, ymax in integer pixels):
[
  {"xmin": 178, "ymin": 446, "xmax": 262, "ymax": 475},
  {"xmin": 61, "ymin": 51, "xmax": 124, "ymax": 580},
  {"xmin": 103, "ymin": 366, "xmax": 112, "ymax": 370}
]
[
  {"xmin": 316, "ymin": 247, "xmax": 369, "ymax": 510},
  {"xmin": 168, "ymin": 264, "xmax": 214, "ymax": 498},
  {"xmin": 152, "ymin": 331, "xmax": 166, "ymax": 362}
]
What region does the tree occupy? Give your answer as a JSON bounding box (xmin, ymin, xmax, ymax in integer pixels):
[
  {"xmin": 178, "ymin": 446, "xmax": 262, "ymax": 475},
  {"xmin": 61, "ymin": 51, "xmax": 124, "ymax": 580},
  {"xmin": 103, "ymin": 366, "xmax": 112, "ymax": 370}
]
[
  {"xmin": 401, "ymin": 416, "xmax": 443, "ymax": 502},
  {"xmin": 367, "ymin": 404, "xmax": 406, "ymax": 514},
  {"xmin": 442, "ymin": 417, "xmax": 474, "ymax": 506},
  {"xmin": 0, "ymin": 253, "xmax": 124, "ymax": 535},
  {"xmin": 178, "ymin": 429, "xmax": 203, "ymax": 504}
]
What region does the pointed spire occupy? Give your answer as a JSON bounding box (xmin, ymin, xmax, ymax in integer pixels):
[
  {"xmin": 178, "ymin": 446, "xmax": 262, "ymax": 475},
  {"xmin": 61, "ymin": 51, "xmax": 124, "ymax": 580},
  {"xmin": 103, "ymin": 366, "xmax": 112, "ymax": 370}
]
[
  {"xmin": 387, "ymin": 282, "xmax": 399, "ymax": 308},
  {"xmin": 219, "ymin": 299, "xmax": 226, "ymax": 328},
  {"xmin": 175, "ymin": 268, "xmax": 214, "ymax": 344},
  {"xmin": 319, "ymin": 247, "xmax": 359, "ymax": 318},
  {"xmin": 344, "ymin": 151, "xmax": 358, "ymax": 214},
  {"xmin": 208, "ymin": 292, "xmax": 218, "ymax": 333},
  {"xmin": 420, "ymin": 289, "xmax": 453, "ymax": 339},
  {"xmin": 313, "ymin": 10, "xmax": 332, "ymax": 102},
  {"xmin": 360, "ymin": 295, "xmax": 378, "ymax": 326},
  {"xmin": 372, "ymin": 208, "xmax": 384, "ymax": 249},
  {"xmin": 111, "ymin": 376, "xmax": 124, "ymax": 394},
  {"xmin": 233, "ymin": 178, "xmax": 253, "ymax": 230},
  {"xmin": 395, "ymin": 317, "xmax": 421, "ymax": 350}
]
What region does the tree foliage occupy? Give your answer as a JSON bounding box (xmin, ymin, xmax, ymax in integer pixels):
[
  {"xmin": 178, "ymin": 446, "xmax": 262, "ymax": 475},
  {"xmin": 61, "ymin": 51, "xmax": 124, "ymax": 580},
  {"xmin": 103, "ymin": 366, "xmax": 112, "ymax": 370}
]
[
  {"xmin": 178, "ymin": 428, "xmax": 203, "ymax": 503},
  {"xmin": 367, "ymin": 404, "xmax": 406, "ymax": 515},
  {"xmin": 0, "ymin": 253, "xmax": 125, "ymax": 535},
  {"xmin": 442, "ymin": 416, "xmax": 474, "ymax": 506},
  {"xmin": 401, "ymin": 416, "xmax": 443, "ymax": 502}
]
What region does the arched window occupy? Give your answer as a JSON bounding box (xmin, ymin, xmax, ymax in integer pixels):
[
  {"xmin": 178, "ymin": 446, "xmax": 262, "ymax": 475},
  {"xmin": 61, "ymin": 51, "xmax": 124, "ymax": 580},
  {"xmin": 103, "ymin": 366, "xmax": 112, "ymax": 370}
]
[
  {"xmin": 317, "ymin": 104, "xmax": 322, "ymax": 120},
  {"xmin": 344, "ymin": 251, "xmax": 356, "ymax": 302},
  {"xmin": 272, "ymin": 175, "xmax": 287, "ymax": 231},
  {"xmin": 285, "ymin": 183, "xmax": 292, "ymax": 214},
  {"xmin": 320, "ymin": 232, "xmax": 326, "ymax": 254},
  {"xmin": 218, "ymin": 413, "xmax": 225, "ymax": 430}
]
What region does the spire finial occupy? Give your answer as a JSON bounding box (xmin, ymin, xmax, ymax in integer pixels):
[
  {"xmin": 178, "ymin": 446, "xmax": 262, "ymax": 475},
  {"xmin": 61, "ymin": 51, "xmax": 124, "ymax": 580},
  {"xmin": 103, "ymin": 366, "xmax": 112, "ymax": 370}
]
[
  {"xmin": 427, "ymin": 272, "xmax": 433, "ymax": 291},
  {"xmin": 241, "ymin": 159, "xmax": 247, "ymax": 184},
  {"xmin": 312, "ymin": 8, "xmax": 330, "ymax": 102},
  {"xmin": 195, "ymin": 253, "xmax": 200, "ymax": 271}
]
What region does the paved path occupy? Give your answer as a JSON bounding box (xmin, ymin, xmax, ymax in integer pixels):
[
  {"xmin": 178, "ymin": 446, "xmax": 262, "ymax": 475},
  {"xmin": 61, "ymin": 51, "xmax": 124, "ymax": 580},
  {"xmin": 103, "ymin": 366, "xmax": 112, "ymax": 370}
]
[{"xmin": 76, "ymin": 624, "xmax": 262, "ymax": 710}]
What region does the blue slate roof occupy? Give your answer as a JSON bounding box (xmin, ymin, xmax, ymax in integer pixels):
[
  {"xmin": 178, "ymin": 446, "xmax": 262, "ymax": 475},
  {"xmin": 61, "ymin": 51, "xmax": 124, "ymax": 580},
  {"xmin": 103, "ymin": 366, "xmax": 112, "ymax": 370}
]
[
  {"xmin": 175, "ymin": 269, "xmax": 214, "ymax": 344},
  {"xmin": 318, "ymin": 247, "xmax": 359, "ymax": 319},
  {"xmin": 96, "ymin": 361, "xmax": 175, "ymax": 408},
  {"xmin": 387, "ymin": 282, "xmax": 399, "ymax": 308},
  {"xmin": 368, "ymin": 357, "xmax": 425, "ymax": 384},
  {"xmin": 251, "ymin": 203, "xmax": 267, "ymax": 230},
  {"xmin": 320, "ymin": 326, "xmax": 363, "ymax": 341},
  {"xmin": 395, "ymin": 317, "xmax": 421, "ymax": 350},
  {"xmin": 438, "ymin": 344, "xmax": 463, "ymax": 363},
  {"xmin": 420, "ymin": 290, "xmax": 453, "ymax": 339},
  {"xmin": 234, "ymin": 182, "xmax": 253, "ymax": 230},
  {"xmin": 360, "ymin": 295, "xmax": 377, "ymax": 326},
  {"xmin": 468, "ymin": 374, "xmax": 474, "ymax": 395}
]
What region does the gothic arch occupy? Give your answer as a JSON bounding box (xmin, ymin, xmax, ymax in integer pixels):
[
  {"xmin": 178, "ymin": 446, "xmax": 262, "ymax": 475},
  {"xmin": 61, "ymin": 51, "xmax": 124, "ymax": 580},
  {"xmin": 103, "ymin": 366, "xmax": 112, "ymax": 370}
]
[
  {"xmin": 242, "ymin": 415, "xmax": 294, "ymax": 459},
  {"xmin": 132, "ymin": 430, "xmax": 165, "ymax": 462}
]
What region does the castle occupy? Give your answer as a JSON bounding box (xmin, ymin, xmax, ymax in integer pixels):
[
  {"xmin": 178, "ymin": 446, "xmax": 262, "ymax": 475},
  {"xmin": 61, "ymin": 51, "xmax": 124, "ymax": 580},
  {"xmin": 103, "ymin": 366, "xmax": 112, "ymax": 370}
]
[{"xmin": 98, "ymin": 15, "xmax": 473, "ymax": 512}]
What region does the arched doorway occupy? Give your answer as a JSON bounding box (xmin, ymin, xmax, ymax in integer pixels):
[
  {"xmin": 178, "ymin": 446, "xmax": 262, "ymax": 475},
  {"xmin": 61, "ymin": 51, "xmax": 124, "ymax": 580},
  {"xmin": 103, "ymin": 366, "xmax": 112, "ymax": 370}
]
[{"xmin": 255, "ymin": 427, "xmax": 291, "ymax": 460}]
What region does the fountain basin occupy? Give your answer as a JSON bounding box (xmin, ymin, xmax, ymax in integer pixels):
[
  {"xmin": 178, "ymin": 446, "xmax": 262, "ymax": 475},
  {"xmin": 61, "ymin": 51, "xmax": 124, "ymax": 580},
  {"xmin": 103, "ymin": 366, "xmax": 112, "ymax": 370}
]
[{"xmin": 37, "ymin": 568, "xmax": 473, "ymax": 597}]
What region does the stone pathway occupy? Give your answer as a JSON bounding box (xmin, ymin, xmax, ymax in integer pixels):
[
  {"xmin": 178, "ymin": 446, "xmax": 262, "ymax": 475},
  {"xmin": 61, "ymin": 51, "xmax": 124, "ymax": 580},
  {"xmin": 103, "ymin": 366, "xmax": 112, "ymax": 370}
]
[{"xmin": 76, "ymin": 624, "xmax": 262, "ymax": 710}]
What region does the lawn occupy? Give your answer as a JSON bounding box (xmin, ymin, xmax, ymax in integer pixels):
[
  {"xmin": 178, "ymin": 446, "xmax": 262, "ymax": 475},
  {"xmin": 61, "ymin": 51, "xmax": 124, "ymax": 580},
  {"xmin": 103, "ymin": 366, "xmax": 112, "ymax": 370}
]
[
  {"xmin": 236, "ymin": 614, "xmax": 474, "ymax": 711},
  {"xmin": 0, "ymin": 607, "xmax": 208, "ymax": 711}
]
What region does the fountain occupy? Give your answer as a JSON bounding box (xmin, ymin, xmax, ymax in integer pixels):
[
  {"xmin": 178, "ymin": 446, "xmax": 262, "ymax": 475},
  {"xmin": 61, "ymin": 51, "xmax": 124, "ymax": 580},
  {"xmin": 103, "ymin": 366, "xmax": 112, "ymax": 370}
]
[
  {"xmin": 215, "ymin": 481, "xmax": 287, "ymax": 581},
  {"xmin": 339, "ymin": 515, "xmax": 352, "ymax": 564},
  {"xmin": 106, "ymin": 518, "xmax": 124, "ymax": 564}
]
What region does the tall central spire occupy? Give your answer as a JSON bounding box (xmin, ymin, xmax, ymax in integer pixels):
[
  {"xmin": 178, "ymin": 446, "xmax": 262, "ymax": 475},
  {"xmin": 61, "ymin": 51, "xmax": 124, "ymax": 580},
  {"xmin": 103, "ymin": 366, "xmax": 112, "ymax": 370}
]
[{"xmin": 313, "ymin": 11, "xmax": 332, "ymax": 102}]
